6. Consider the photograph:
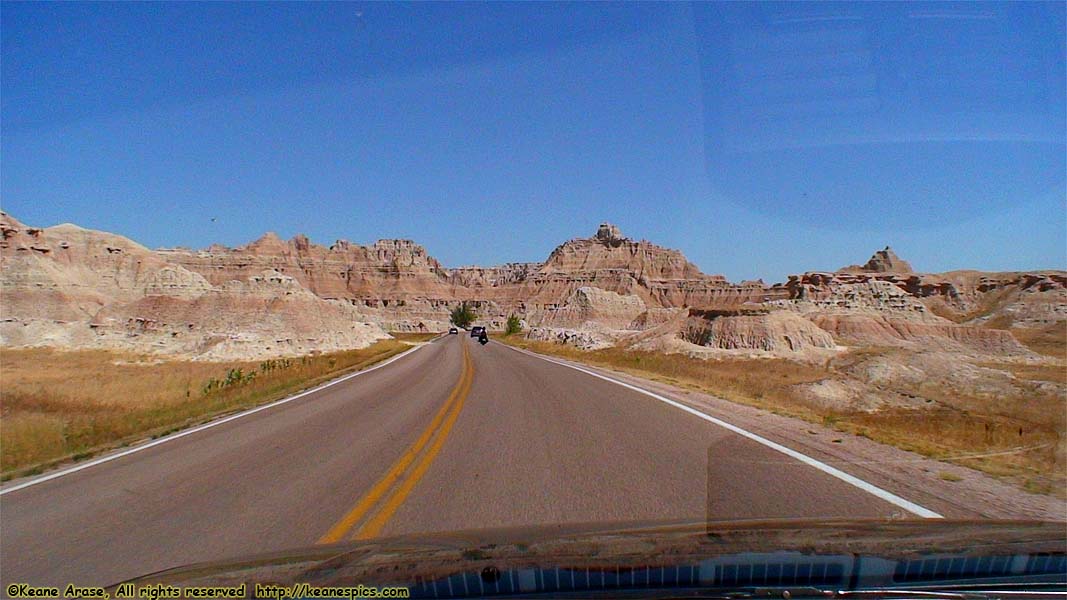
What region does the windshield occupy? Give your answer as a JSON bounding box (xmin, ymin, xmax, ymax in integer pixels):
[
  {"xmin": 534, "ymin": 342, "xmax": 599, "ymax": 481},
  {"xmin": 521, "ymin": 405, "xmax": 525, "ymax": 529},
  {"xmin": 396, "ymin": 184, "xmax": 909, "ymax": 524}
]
[{"xmin": 1, "ymin": 1, "xmax": 1064, "ymax": 595}]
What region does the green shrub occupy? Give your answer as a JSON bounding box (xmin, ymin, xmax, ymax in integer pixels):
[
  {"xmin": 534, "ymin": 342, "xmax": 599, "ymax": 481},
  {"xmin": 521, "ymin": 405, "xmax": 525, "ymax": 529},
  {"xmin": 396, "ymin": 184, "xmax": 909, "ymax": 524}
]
[
  {"xmin": 505, "ymin": 314, "xmax": 522, "ymax": 336},
  {"xmin": 450, "ymin": 302, "xmax": 476, "ymax": 328}
]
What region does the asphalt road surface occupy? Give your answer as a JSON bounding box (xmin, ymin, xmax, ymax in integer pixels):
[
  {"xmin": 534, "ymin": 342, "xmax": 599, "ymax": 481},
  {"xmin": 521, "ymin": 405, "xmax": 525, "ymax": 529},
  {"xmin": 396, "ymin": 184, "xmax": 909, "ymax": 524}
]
[{"xmin": 1, "ymin": 334, "xmax": 937, "ymax": 587}]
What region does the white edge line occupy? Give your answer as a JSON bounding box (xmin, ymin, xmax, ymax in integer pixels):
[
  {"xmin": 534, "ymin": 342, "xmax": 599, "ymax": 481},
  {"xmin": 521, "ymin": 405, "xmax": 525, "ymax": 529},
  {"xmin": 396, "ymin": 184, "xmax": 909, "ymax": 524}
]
[
  {"xmin": 0, "ymin": 340, "xmax": 436, "ymax": 496},
  {"xmin": 502, "ymin": 344, "xmax": 943, "ymax": 519}
]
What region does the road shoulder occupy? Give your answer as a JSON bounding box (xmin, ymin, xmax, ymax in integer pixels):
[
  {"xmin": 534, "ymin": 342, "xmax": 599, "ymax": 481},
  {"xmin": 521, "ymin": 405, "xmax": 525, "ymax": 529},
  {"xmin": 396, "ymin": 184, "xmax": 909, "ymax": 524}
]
[
  {"xmin": 0, "ymin": 337, "xmax": 444, "ymax": 495},
  {"xmin": 504, "ymin": 344, "xmax": 1066, "ymax": 522}
]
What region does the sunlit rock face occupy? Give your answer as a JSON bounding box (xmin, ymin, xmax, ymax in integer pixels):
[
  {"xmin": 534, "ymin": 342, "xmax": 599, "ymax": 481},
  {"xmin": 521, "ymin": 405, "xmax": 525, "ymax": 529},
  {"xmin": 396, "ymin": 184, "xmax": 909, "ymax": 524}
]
[
  {"xmin": 759, "ymin": 246, "xmax": 1065, "ymax": 357},
  {"xmin": 839, "ymin": 246, "xmax": 914, "ymax": 274},
  {"xmin": 3, "ymin": 213, "xmax": 1062, "ymax": 361},
  {"xmin": 0, "ymin": 213, "xmax": 390, "ymax": 359},
  {"xmin": 526, "ymin": 287, "xmax": 647, "ymax": 330},
  {"xmin": 157, "ymin": 222, "xmax": 768, "ymax": 329},
  {"xmin": 496, "ymin": 223, "xmax": 770, "ymax": 315}
]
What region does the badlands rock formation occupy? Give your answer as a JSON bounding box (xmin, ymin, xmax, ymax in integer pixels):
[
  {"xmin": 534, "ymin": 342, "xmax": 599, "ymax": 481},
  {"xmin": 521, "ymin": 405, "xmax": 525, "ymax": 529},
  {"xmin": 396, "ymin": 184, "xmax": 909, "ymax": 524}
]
[
  {"xmin": 624, "ymin": 307, "xmax": 838, "ymax": 360},
  {"xmin": 680, "ymin": 309, "xmax": 836, "ymax": 353},
  {"xmin": 159, "ymin": 222, "xmax": 769, "ymax": 331},
  {"xmin": 0, "ymin": 213, "xmax": 388, "ymax": 360},
  {"xmin": 920, "ymin": 270, "xmax": 1067, "ymax": 329},
  {"xmin": 525, "ymin": 326, "xmax": 617, "ymax": 351},
  {"xmin": 839, "ymin": 246, "xmax": 914, "ymax": 274},
  {"xmin": 158, "ymin": 233, "xmax": 463, "ymax": 332},
  {"xmin": 763, "ymin": 256, "xmax": 1066, "ymax": 357},
  {"xmin": 528, "ymin": 223, "xmax": 772, "ymax": 308},
  {"xmin": 527, "ymin": 287, "xmax": 646, "ymax": 330},
  {"xmin": 2, "ymin": 213, "xmax": 1063, "ymax": 364}
]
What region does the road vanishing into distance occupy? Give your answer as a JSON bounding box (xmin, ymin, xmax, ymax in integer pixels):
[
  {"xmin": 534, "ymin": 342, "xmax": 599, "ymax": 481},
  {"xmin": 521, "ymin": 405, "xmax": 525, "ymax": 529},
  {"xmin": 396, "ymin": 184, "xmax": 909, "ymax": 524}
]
[{"xmin": 1, "ymin": 334, "xmax": 952, "ymax": 586}]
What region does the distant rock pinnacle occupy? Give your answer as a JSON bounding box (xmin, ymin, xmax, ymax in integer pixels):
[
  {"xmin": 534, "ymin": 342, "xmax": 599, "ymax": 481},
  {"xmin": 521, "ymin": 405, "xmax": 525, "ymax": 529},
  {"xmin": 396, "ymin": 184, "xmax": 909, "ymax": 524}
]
[
  {"xmin": 595, "ymin": 223, "xmax": 625, "ymax": 243},
  {"xmin": 863, "ymin": 246, "xmax": 913, "ymax": 273}
]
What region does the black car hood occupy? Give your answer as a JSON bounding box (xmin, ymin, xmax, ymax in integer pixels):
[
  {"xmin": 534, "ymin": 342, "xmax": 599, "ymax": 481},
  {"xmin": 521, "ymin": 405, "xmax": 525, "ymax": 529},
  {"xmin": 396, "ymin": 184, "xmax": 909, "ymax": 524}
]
[{"xmin": 115, "ymin": 518, "xmax": 1066, "ymax": 589}]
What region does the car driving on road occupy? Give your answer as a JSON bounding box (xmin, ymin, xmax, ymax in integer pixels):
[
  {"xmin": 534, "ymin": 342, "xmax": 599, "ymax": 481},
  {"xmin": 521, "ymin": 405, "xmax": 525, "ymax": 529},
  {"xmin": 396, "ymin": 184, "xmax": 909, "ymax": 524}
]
[
  {"xmin": 448, "ymin": 327, "xmax": 458, "ymax": 334},
  {"xmin": 469, "ymin": 326, "xmax": 485, "ymax": 338}
]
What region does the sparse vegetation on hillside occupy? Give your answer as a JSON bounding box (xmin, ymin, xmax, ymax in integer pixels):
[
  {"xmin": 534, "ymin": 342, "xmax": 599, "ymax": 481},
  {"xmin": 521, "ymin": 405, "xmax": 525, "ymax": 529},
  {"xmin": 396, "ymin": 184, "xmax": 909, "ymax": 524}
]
[
  {"xmin": 924, "ymin": 288, "xmax": 1018, "ymax": 324},
  {"xmin": 390, "ymin": 332, "xmax": 439, "ymax": 343},
  {"xmin": 0, "ymin": 340, "xmax": 411, "ymax": 479},
  {"xmin": 505, "ymin": 314, "xmax": 523, "ymax": 336},
  {"xmin": 501, "ymin": 337, "xmax": 1066, "ymax": 497},
  {"xmin": 1012, "ymin": 324, "xmax": 1067, "ymax": 359},
  {"xmin": 450, "ymin": 302, "xmax": 476, "ymax": 329}
]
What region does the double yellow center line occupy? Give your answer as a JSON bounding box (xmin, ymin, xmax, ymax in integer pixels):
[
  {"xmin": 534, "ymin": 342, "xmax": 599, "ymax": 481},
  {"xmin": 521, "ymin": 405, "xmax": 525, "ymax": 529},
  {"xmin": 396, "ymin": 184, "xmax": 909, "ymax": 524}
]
[{"xmin": 319, "ymin": 341, "xmax": 474, "ymax": 543}]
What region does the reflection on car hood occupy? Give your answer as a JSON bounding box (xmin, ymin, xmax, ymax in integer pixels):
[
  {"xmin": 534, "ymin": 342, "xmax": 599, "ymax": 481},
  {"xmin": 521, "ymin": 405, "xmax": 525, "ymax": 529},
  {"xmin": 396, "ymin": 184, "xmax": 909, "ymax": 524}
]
[{"xmin": 116, "ymin": 518, "xmax": 1066, "ymax": 590}]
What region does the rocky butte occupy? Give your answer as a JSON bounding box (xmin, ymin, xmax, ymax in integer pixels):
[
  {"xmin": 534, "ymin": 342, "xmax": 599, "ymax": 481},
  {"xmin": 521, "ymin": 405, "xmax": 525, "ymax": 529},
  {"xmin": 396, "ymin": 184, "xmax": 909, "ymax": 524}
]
[
  {"xmin": 0, "ymin": 213, "xmax": 389, "ymax": 360},
  {"xmin": 1, "ymin": 213, "xmax": 1064, "ymax": 366}
]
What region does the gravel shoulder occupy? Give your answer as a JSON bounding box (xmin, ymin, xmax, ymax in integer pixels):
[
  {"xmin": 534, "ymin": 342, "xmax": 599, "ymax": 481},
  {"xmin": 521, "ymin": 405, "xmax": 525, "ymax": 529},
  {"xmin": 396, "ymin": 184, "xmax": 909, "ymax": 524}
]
[{"xmin": 516, "ymin": 347, "xmax": 1067, "ymax": 522}]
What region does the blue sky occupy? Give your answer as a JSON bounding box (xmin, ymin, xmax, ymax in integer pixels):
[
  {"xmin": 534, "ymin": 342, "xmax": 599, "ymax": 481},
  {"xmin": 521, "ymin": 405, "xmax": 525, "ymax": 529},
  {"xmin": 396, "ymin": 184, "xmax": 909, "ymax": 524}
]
[{"xmin": 3, "ymin": 1, "xmax": 1064, "ymax": 282}]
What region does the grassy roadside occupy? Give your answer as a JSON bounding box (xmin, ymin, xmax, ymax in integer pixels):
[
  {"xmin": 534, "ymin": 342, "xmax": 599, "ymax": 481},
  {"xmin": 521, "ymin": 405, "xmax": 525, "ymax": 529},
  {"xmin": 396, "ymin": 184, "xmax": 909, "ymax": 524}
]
[
  {"xmin": 499, "ymin": 336, "xmax": 1066, "ymax": 497},
  {"xmin": 1, "ymin": 338, "xmax": 419, "ymax": 480},
  {"xmin": 390, "ymin": 332, "xmax": 440, "ymax": 343}
]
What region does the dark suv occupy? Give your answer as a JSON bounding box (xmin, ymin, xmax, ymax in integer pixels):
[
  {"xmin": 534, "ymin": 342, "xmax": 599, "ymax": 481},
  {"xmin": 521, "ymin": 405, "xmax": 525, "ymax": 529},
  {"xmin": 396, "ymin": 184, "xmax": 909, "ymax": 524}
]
[{"xmin": 469, "ymin": 326, "xmax": 486, "ymax": 338}]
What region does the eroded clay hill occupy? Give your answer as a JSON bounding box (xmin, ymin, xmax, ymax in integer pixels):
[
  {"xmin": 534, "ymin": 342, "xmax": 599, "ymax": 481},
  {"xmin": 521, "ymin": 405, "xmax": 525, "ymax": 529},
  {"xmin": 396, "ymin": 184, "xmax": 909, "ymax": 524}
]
[
  {"xmin": 161, "ymin": 222, "xmax": 770, "ymax": 331},
  {"xmin": 526, "ymin": 223, "xmax": 766, "ymax": 308},
  {"xmin": 0, "ymin": 213, "xmax": 388, "ymax": 360},
  {"xmin": 2, "ymin": 213, "xmax": 1063, "ymax": 364}
]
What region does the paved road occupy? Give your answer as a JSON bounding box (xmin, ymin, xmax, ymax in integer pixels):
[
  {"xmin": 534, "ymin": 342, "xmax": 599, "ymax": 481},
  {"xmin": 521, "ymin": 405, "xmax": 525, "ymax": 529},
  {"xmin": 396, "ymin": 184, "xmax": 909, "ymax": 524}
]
[{"xmin": 2, "ymin": 335, "xmax": 927, "ymax": 586}]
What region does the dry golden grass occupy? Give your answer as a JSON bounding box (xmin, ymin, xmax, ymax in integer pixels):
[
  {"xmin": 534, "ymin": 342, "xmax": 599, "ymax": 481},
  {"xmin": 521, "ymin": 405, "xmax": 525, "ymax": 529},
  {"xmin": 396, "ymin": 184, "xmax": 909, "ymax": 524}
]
[
  {"xmin": 1013, "ymin": 324, "xmax": 1067, "ymax": 359},
  {"xmin": 502, "ymin": 338, "xmax": 1066, "ymax": 497},
  {"xmin": 978, "ymin": 361, "xmax": 1066, "ymax": 384},
  {"xmin": 390, "ymin": 332, "xmax": 440, "ymax": 343},
  {"xmin": 926, "ymin": 291, "xmax": 1065, "ymax": 359},
  {"xmin": 841, "ymin": 408, "xmax": 1064, "ymax": 494},
  {"xmin": 925, "ymin": 288, "xmax": 1017, "ymax": 324},
  {"xmin": 1, "ymin": 340, "xmax": 410, "ymax": 478},
  {"xmin": 839, "ymin": 347, "xmax": 1066, "ymax": 494},
  {"xmin": 502, "ymin": 339, "xmax": 831, "ymax": 419}
]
